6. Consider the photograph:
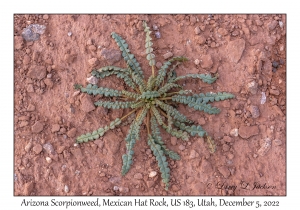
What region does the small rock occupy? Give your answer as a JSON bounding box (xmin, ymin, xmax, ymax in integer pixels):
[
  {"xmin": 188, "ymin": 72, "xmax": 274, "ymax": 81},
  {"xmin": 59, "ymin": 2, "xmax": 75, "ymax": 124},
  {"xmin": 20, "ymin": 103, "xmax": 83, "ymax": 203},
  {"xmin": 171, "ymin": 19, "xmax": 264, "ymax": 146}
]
[
  {"xmin": 24, "ymin": 141, "xmax": 33, "ymax": 153},
  {"xmin": 223, "ymin": 136, "xmax": 233, "ymax": 143},
  {"xmin": 26, "ymin": 104, "xmax": 35, "ymax": 112},
  {"xmin": 134, "ymin": 173, "xmax": 143, "ymax": 180},
  {"xmin": 94, "ymin": 139, "xmax": 104, "ymax": 149},
  {"xmin": 43, "ymin": 143, "xmax": 55, "ymax": 155},
  {"xmin": 239, "ymin": 125, "xmax": 259, "ymax": 139},
  {"xmin": 88, "ymin": 58, "xmax": 99, "ymax": 67},
  {"xmin": 64, "ymin": 185, "xmax": 69, "ymax": 193},
  {"xmin": 179, "ymin": 144, "xmax": 185, "ymax": 151},
  {"xmin": 194, "ymin": 26, "xmax": 201, "ymax": 35},
  {"xmin": 149, "ymin": 171, "xmax": 157, "ymax": 178},
  {"xmin": 194, "ymin": 59, "xmax": 200, "ymax": 65},
  {"xmin": 171, "ymin": 184, "xmax": 181, "ymax": 192},
  {"xmin": 170, "ymin": 137, "xmax": 177, "ymax": 146},
  {"xmin": 73, "ymin": 90, "xmax": 81, "ymax": 97},
  {"xmin": 109, "ymin": 176, "xmax": 121, "ymax": 184},
  {"xmin": 222, "ymin": 144, "xmax": 230, "ymax": 152},
  {"xmin": 268, "ymin": 20, "xmax": 278, "ymax": 30},
  {"xmin": 273, "ymin": 139, "xmax": 282, "ymax": 146},
  {"xmin": 153, "ymin": 25, "xmax": 158, "ymax": 30},
  {"xmin": 189, "ymin": 149, "xmax": 199, "ymax": 159},
  {"xmin": 163, "ymin": 52, "xmax": 173, "ymax": 60},
  {"xmin": 100, "ymin": 48, "xmax": 121, "ymax": 65},
  {"xmin": 257, "ymin": 138, "xmax": 272, "ymax": 156},
  {"xmin": 22, "ymin": 24, "xmax": 46, "ymax": 42},
  {"xmin": 255, "ymin": 19, "xmax": 263, "ymax": 26},
  {"xmin": 31, "ymin": 121, "xmax": 44, "ymax": 133},
  {"xmin": 269, "ymin": 89, "xmax": 280, "ymax": 96},
  {"xmin": 45, "ymin": 157, "xmax": 52, "ymax": 163},
  {"xmin": 14, "ymin": 36, "xmax": 24, "ymax": 50},
  {"xmin": 67, "ymin": 128, "xmax": 77, "ymax": 138},
  {"xmin": 272, "ymin": 61, "xmax": 279, "ymax": 68},
  {"xmin": 119, "ymin": 187, "xmax": 129, "ymax": 193},
  {"xmin": 86, "ymin": 76, "xmax": 99, "ymax": 85},
  {"xmin": 44, "ymin": 78, "xmax": 53, "ymax": 88},
  {"xmin": 88, "ymin": 45, "xmax": 97, "ymax": 51},
  {"xmin": 230, "ymin": 128, "xmax": 239, "ymax": 137},
  {"xmin": 24, "ymin": 182, "xmax": 34, "ymax": 195},
  {"xmin": 26, "ymin": 84, "xmax": 34, "ymax": 92},
  {"xmin": 200, "ymin": 54, "xmax": 213, "ymax": 69},
  {"xmin": 32, "ymin": 144, "xmax": 43, "ymax": 154},
  {"xmin": 51, "ymin": 124, "xmax": 60, "ymax": 133},
  {"xmin": 113, "ymin": 186, "xmax": 119, "ymax": 191},
  {"xmin": 43, "ymin": 15, "xmax": 49, "ymax": 20},
  {"xmin": 226, "ymin": 39, "xmax": 246, "ymax": 63},
  {"xmin": 99, "ymin": 172, "xmax": 106, "ymax": 177},
  {"xmin": 19, "ymin": 121, "xmax": 29, "ymax": 127},
  {"xmin": 27, "ymin": 65, "xmax": 47, "ymax": 80},
  {"xmin": 23, "ymin": 55, "xmax": 31, "ymax": 65},
  {"xmin": 80, "ymin": 95, "xmax": 95, "ymax": 113},
  {"xmin": 247, "ymin": 81, "xmax": 258, "ymax": 95},
  {"xmin": 146, "ymin": 181, "xmax": 155, "ymax": 188},
  {"xmin": 250, "ymin": 105, "xmax": 260, "ymax": 118},
  {"xmin": 155, "ymin": 31, "xmax": 161, "ymax": 39},
  {"xmin": 217, "ymin": 28, "xmax": 228, "ymax": 36},
  {"xmin": 195, "ymin": 35, "xmax": 206, "ymax": 45},
  {"xmin": 231, "ymin": 30, "xmax": 240, "ymax": 36},
  {"xmin": 279, "ymin": 21, "xmax": 284, "ymax": 28},
  {"xmin": 218, "ymin": 166, "xmax": 231, "ymax": 178}
]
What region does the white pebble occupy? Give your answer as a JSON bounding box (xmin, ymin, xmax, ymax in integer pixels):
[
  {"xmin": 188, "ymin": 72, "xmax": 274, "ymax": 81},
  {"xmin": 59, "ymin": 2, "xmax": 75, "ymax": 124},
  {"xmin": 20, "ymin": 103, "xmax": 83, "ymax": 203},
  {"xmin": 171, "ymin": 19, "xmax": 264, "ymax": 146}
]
[
  {"xmin": 113, "ymin": 186, "xmax": 119, "ymax": 191},
  {"xmin": 45, "ymin": 157, "xmax": 52, "ymax": 163},
  {"xmin": 149, "ymin": 171, "xmax": 157, "ymax": 178},
  {"xmin": 64, "ymin": 185, "xmax": 69, "ymax": 193},
  {"xmin": 230, "ymin": 128, "xmax": 239, "ymax": 137},
  {"xmin": 194, "ymin": 59, "xmax": 200, "ymax": 65},
  {"xmin": 67, "ymin": 32, "xmax": 72, "ymax": 36}
]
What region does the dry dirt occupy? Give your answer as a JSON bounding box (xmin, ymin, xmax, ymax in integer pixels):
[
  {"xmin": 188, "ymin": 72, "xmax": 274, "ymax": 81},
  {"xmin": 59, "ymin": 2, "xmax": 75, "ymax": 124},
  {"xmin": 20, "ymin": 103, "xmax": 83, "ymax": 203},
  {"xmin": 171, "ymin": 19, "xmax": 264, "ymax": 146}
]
[{"xmin": 14, "ymin": 14, "xmax": 286, "ymax": 196}]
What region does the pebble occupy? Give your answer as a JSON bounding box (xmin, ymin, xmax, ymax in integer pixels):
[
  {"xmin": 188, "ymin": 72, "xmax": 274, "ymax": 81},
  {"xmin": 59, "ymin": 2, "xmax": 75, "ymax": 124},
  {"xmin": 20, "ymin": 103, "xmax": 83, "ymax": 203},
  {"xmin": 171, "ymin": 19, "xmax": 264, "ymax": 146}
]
[
  {"xmin": 226, "ymin": 39, "xmax": 246, "ymax": 63},
  {"xmin": 67, "ymin": 128, "xmax": 77, "ymax": 138},
  {"xmin": 194, "ymin": 59, "xmax": 200, "ymax": 65},
  {"xmin": 22, "ymin": 24, "xmax": 46, "ymax": 41},
  {"xmin": 222, "ymin": 144, "xmax": 230, "ymax": 152},
  {"xmin": 155, "ymin": 31, "xmax": 161, "ymax": 39},
  {"xmin": 239, "ymin": 125, "xmax": 259, "ymax": 139},
  {"xmin": 279, "ymin": 21, "xmax": 284, "ymax": 28},
  {"xmin": 88, "ymin": 58, "xmax": 99, "ymax": 66},
  {"xmin": 45, "ymin": 157, "xmax": 52, "ymax": 163},
  {"xmin": 51, "ymin": 124, "xmax": 60, "ymax": 133},
  {"xmin": 250, "ymin": 105, "xmax": 260, "ymax": 118},
  {"xmin": 273, "ymin": 139, "xmax": 282, "ymax": 146},
  {"xmin": 200, "ymin": 54, "xmax": 213, "ymax": 69},
  {"xmin": 134, "ymin": 173, "xmax": 143, "ymax": 180},
  {"xmin": 31, "ymin": 121, "xmax": 44, "ymax": 133},
  {"xmin": 113, "ymin": 186, "xmax": 119, "ymax": 191},
  {"xmin": 43, "ymin": 143, "xmax": 55, "ymax": 155},
  {"xmin": 86, "ymin": 76, "xmax": 99, "ymax": 85},
  {"xmin": 64, "ymin": 185, "xmax": 69, "ymax": 193},
  {"xmin": 33, "ymin": 144, "xmax": 43, "ymax": 154},
  {"xmin": 260, "ymin": 92, "xmax": 267, "ymax": 104},
  {"xmin": 257, "ymin": 138, "xmax": 272, "ymax": 156},
  {"xmin": 189, "ymin": 149, "xmax": 199, "ymax": 159},
  {"xmin": 153, "ymin": 25, "xmax": 158, "ymax": 30},
  {"xmin": 163, "ymin": 52, "xmax": 173, "ymax": 60},
  {"xmin": 109, "ymin": 176, "xmax": 121, "ymax": 183},
  {"xmin": 194, "ymin": 26, "xmax": 201, "ymax": 35},
  {"xmin": 43, "ymin": 15, "xmax": 49, "ymax": 20},
  {"xmin": 100, "ymin": 48, "xmax": 121, "ymax": 65},
  {"xmin": 149, "ymin": 171, "xmax": 157, "ymax": 178},
  {"xmin": 247, "ymin": 81, "xmax": 258, "ymax": 95},
  {"xmin": 67, "ymin": 32, "xmax": 72, "ymax": 37},
  {"xmin": 27, "ymin": 65, "xmax": 47, "ymax": 80},
  {"xmin": 155, "ymin": 62, "xmax": 162, "ymax": 69},
  {"xmin": 269, "ymin": 89, "xmax": 280, "ymax": 96},
  {"xmin": 272, "ymin": 61, "xmax": 279, "ymax": 68},
  {"xmin": 80, "ymin": 95, "xmax": 95, "ymax": 113},
  {"xmin": 268, "ymin": 20, "xmax": 278, "ymax": 30},
  {"xmin": 179, "ymin": 144, "xmax": 185, "ymax": 151},
  {"xmin": 230, "ymin": 128, "xmax": 239, "ymax": 137},
  {"xmin": 24, "ymin": 141, "xmax": 33, "ymax": 152},
  {"xmin": 47, "ymin": 74, "xmax": 52, "ymax": 79},
  {"xmin": 119, "ymin": 187, "xmax": 129, "ymax": 193},
  {"xmin": 99, "ymin": 172, "xmax": 106, "ymax": 177},
  {"xmin": 218, "ymin": 166, "xmax": 231, "ymax": 178},
  {"xmin": 170, "ymin": 137, "xmax": 177, "ymax": 146},
  {"xmin": 217, "ymin": 28, "xmax": 228, "ymax": 36}
]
